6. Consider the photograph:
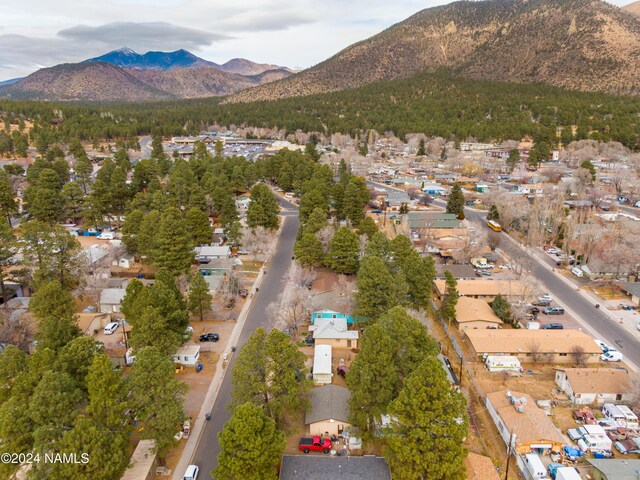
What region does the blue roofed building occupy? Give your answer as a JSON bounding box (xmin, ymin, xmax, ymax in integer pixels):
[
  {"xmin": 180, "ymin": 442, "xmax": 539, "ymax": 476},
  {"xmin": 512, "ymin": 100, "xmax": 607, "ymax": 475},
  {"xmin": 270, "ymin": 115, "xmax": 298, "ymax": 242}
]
[{"xmin": 311, "ymin": 309, "xmax": 358, "ymax": 326}]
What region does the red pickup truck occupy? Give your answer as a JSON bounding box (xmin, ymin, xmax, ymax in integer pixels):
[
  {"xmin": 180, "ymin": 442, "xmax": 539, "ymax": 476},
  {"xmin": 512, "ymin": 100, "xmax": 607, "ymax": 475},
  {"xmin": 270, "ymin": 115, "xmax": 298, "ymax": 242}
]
[{"xmin": 299, "ymin": 436, "xmax": 332, "ymax": 454}]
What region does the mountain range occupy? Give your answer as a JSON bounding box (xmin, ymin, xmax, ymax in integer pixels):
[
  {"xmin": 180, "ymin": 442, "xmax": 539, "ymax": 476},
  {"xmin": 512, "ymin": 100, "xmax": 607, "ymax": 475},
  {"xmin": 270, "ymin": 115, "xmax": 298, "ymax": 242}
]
[
  {"xmin": 0, "ymin": 49, "xmax": 293, "ymax": 101},
  {"xmin": 2, "ymin": 0, "xmax": 640, "ymax": 102},
  {"xmin": 229, "ymin": 0, "xmax": 640, "ymax": 103}
]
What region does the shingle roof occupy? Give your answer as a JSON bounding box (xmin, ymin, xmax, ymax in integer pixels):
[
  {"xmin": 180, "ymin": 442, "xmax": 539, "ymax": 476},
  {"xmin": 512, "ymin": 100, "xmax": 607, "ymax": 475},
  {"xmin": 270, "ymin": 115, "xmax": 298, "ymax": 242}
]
[
  {"xmin": 556, "ymin": 368, "xmax": 632, "ymax": 394},
  {"xmin": 465, "ymin": 452, "xmax": 501, "ymax": 480},
  {"xmin": 588, "ymin": 459, "xmax": 640, "ymax": 480},
  {"xmin": 435, "ymin": 264, "xmax": 477, "ymax": 279},
  {"xmin": 620, "ymin": 282, "xmax": 640, "ymax": 298},
  {"xmin": 99, "ymin": 288, "xmax": 126, "ymax": 305},
  {"xmin": 305, "ymin": 385, "xmax": 350, "ymax": 425},
  {"xmin": 311, "ymin": 318, "xmax": 358, "ymax": 340},
  {"xmin": 465, "ymin": 329, "xmax": 602, "ymax": 355},
  {"xmin": 455, "ymin": 297, "xmax": 502, "ymax": 325},
  {"xmin": 486, "ymin": 390, "xmax": 567, "ymax": 445},
  {"xmin": 279, "ymin": 455, "xmax": 391, "ymax": 480}
]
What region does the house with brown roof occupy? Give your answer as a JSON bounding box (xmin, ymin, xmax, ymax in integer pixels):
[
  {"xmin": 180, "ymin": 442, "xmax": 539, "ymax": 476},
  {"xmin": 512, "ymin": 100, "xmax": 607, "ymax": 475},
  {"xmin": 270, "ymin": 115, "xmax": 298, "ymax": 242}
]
[
  {"xmin": 465, "ymin": 453, "xmax": 500, "ymax": 480},
  {"xmin": 455, "ymin": 297, "xmax": 503, "ymax": 330},
  {"xmin": 464, "ymin": 329, "xmax": 602, "ymax": 364},
  {"xmin": 434, "ymin": 279, "xmax": 527, "ymax": 301},
  {"xmin": 555, "ymin": 368, "xmax": 635, "ymax": 406},
  {"xmin": 486, "ymin": 390, "xmax": 567, "ymax": 455}
]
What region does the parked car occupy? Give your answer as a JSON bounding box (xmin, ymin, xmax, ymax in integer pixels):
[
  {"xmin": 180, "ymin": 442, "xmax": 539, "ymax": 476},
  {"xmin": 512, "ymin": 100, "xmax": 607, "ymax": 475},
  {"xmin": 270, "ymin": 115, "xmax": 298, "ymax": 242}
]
[
  {"xmin": 541, "ymin": 323, "xmax": 564, "ymax": 330},
  {"xmin": 594, "ymin": 339, "xmax": 611, "ymax": 353},
  {"xmin": 225, "ymin": 298, "xmax": 236, "ymax": 309},
  {"xmin": 299, "ymin": 436, "xmax": 332, "ymax": 454},
  {"xmin": 371, "ymin": 209, "xmax": 382, "ymax": 214},
  {"xmin": 337, "ymin": 365, "xmax": 350, "ymax": 378},
  {"xmin": 601, "ymin": 351, "xmax": 623, "ymax": 362},
  {"xmin": 199, "ymin": 333, "xmax": 219, "ymax": 342},
  {"xmin": 183, "ymin": 465, "xmax": 199, "ymax": 480},
  {"xmin": 238, "ymin": 289, "xmax": 249, "ymax": 298},
  {"xmin": 104, "ymin": 322, "xmax": 119, "ymax": 335},
  {"xmin": 529, "ymin": 307, "xmax": 540, "ymax": 315},
  {"xmin": 97, "ymin": 231, "xmax": 115, "ymax": 240},
  {"xmin": 573, "ymin": 409, "xmax": 597, "ymax": 425},
  {"xmin": 539, "ymin": 293, "xmax": 553, "ymax": 301},
  {"xmin": 533, "ymin": 299, "xmax": 552, "ymax": 307},
  {"xmin": 526, "ymin": 321, "xmax": 540, "ymax": 330},
  {"xmin": 237, "ymin": 249, "xmax": 249, "ymax": 255},
  {"xmin": 572, "ymin": 267, "xmax": 584, "ymax": 278},
  {"xmin": 476, "ymin": 270, "xmax": 492, "ymax": 277},
  {"xmin": 542, "ymin": 307, "xmax": 565, "ymax": 315}
]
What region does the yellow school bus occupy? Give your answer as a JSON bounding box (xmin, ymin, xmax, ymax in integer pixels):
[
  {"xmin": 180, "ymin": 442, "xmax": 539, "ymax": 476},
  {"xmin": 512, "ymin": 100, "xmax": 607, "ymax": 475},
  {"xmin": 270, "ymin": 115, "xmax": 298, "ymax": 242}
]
[{"xmin": 487, "ymin": 220, "xmax": 502, "ymax": 232}]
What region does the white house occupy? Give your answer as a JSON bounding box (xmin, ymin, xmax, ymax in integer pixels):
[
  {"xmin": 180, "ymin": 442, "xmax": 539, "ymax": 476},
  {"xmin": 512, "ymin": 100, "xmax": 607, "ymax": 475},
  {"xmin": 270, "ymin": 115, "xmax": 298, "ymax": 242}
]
[
  {"xmin": 112, "ymin": 253, "xmax": 135, "ymax": 269},
  {"xmin": 313, "ymin": 344, "xmax": 333, "ymax": 384},
  {"xmin": 555, "ymin": 368, "xmax": 634, "ymax": 406},
  {"xmin": 236, "ymin": 197, "xmax": 251, "ymax": 210},
  {"xmin": 99, "ymin": 288, "xmax": 126, "ymax": 313},
  {"xmin": 173, "ymin": 345, "xmax": 201, "ymax": 367},
  {"xmin": 309, "ymin": 317, "xmax": 358, "ymax": 349},
  {"xmin": 194, "ymin": 246, "xmax": 231, "ymax": 260}
]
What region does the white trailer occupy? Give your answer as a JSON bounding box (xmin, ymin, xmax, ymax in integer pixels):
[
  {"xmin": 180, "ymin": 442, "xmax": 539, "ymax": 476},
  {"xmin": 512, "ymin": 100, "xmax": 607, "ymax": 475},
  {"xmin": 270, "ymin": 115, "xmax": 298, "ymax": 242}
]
[
  {"xmin": 524, "ymin": 454, "xmax": 548, "ymax": 479},
  {"xmin": 485, "ymin": 355, "xmax": 521, "ymax": 372}
]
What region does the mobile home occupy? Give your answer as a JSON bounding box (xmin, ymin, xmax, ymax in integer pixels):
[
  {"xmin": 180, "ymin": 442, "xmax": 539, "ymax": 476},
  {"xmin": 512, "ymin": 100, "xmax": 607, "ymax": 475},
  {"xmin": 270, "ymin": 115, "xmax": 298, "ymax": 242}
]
[
  {"xmin": 312, "ymin": 344, "xmax": 333, "ymax": 384},
  {"xmin": 602, "ymin": 403, "xmax": 626, "ymax": 427},
  {"xmin": 616, "ymin": 405, "xmax": 638, "ymax": 428}
]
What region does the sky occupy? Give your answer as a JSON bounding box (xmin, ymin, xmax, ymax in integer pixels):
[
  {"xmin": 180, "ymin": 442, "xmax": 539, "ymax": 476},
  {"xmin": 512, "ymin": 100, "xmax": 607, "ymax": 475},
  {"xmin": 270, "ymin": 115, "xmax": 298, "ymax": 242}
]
[{"xmin": 0, "ymin": 0, "xmax": 633, "ymax": 80}]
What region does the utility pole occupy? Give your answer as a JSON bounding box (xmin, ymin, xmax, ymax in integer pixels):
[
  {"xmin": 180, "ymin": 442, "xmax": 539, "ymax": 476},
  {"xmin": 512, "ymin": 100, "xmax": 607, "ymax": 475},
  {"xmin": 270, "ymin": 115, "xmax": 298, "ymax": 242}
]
[
  {"xmin": 459, "ymin": 355, "xmax": 464, "ymax": 387},
  {"xmin": 504, "ymin": 431, "xmax": 516, "ymax": 480}
]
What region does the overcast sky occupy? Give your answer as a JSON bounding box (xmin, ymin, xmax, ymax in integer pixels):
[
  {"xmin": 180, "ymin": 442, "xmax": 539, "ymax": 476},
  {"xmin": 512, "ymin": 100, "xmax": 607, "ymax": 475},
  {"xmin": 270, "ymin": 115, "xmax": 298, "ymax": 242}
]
[{"xmin": 0, "ymin": 0, "xmax": 633, "ymax": 79}]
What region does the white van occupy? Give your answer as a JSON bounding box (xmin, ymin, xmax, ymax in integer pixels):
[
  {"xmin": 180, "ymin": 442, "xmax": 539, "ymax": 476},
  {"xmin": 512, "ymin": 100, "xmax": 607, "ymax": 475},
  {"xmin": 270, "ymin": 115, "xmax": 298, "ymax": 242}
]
[
  {"xmin": 526, "ymin": 321, "xmax": 540, "ymax": 330},
  {"xmin": 601, "ymin": 351, "xmax": 623, "ymax": 362},
  {"xmin": 104, "ymin": 322, "xmax": 119, "ymax": 335},
  {"xmin": 571, "ymin": 267, "xmax": 584, "ymax": 278},
  {"xmin": 98, "ymin": 231, "xmax": 115, "ymax": 240},
  {"xmin": 183, "ymin": 464, "xmax": 199, "ymax": 480}
]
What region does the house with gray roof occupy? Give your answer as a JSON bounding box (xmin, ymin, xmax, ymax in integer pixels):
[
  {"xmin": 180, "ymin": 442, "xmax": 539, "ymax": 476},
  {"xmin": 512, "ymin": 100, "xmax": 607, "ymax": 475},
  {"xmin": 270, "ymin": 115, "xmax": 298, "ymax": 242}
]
[
  {"xmin": 99, "ymin": 288, "xmax": 126, "ymax": 313},
  {"xmin": 588, "ymin": 458, "xmax": 640, "ymax": 480},
  {"xmin": 619, "ymin": 282, "xmax": 640, "ymax": 306},
  {"xmin": 279, "ymin": 455, "xmax": 391, "ymax": 480},
  {"xmin": 306, "ymin": 385, "xmax": 351, "ymax": 437}
]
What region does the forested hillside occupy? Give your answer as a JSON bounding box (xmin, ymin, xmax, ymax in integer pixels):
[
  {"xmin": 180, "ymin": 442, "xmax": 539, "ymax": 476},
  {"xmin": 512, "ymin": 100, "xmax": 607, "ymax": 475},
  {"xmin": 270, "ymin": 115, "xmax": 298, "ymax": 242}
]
[
  {"xmin": 2, "ymin": 71, "xmax": 639, "ymax": 151},
  {"xmin": 229, "ymin": 0, "xmax": 640, "ymax": 102}
]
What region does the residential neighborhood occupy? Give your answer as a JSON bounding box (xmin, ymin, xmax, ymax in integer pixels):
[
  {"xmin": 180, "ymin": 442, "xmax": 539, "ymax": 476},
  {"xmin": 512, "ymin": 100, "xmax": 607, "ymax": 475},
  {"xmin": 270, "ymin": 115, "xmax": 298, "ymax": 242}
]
[{"xmin": 2, "ymin": 7, "xmax": 640, "ymax": 477}]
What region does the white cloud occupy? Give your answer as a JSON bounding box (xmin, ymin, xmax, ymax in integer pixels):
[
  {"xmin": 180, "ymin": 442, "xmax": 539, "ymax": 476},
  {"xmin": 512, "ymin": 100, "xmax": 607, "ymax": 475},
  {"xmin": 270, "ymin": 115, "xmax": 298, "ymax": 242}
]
[{"xmin": 0, "ymin": 0, "xmax": 634, "ymax": 79}]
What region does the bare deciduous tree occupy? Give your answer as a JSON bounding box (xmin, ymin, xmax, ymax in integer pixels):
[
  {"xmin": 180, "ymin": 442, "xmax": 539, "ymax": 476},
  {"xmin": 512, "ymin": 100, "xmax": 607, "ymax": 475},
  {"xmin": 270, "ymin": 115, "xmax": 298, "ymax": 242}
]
[
  {"xmin": 290, "ymin": 264, "xmax": 316, "ymax": 289},
  {"xmin": 571, "ymin": 346, "xmax": 587, "ymax": 366},
  {"xmin": 242, "ymin": 226, "xmax": 275, "ymax": 262},
  {"xmin": 528, "ymin": 341, "xmax": 543, "ymax": 364},
  {"xmin": 267, "ymin": 287, "xmax": 312, "ymax": 339},
  {"xmin": 316, "ymin": 225, "xmax": 335, "ymax": 254}
]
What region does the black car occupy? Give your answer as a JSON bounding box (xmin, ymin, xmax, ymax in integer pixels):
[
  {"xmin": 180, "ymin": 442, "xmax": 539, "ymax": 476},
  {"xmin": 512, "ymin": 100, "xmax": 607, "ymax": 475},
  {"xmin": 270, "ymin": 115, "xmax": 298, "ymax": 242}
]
[
  {"xmin": 541, "ymin": 323, "xmax": 564, "ymax": 330},
  {"xmin": 530, "ymin": 307, "xmax": 540, "ymax": 315},
  {"xmin": 199, "ymin": 333, "xmax": 220, "ymax": 342}
]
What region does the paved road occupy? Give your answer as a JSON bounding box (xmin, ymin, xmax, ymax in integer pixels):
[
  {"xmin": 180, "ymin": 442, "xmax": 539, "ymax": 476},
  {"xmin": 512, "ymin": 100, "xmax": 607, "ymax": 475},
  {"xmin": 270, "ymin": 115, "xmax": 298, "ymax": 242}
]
[
  {"xmin": 191, "ymin": 197, "xmax": 299, "ymax": 476},
  {"xmin": 441, "ymin": 200, "xmax": 640, "ymax": 368}
]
